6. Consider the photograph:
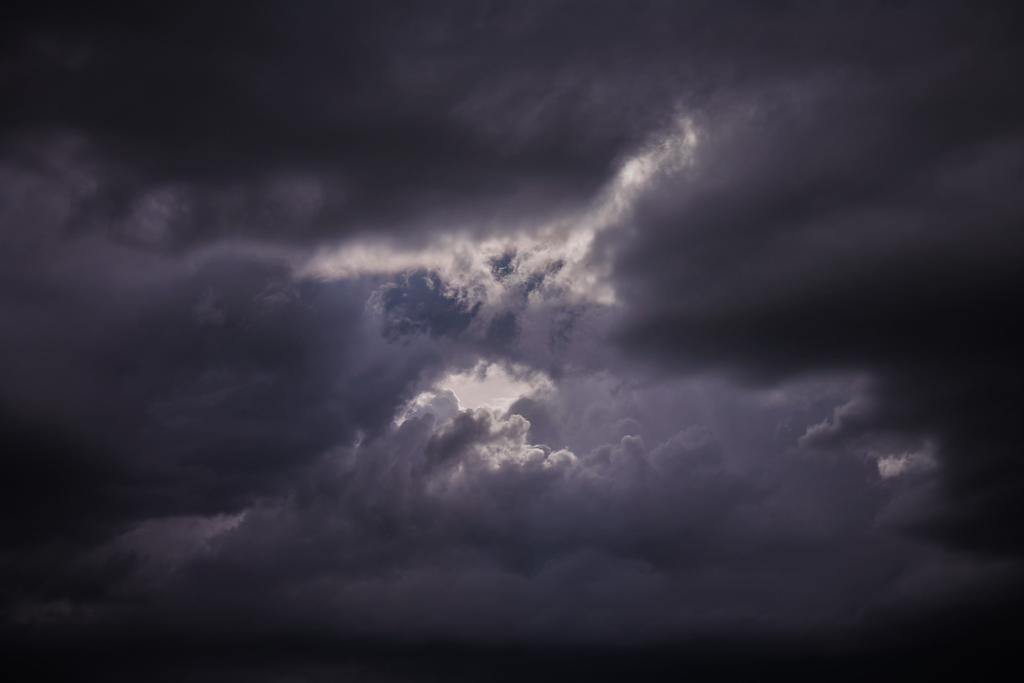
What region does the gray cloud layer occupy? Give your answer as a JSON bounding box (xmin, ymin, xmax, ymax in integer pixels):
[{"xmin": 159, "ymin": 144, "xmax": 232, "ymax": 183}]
[{"xmin": 2, "ymin": 1, "xmax": 1023, "ymax": 680}]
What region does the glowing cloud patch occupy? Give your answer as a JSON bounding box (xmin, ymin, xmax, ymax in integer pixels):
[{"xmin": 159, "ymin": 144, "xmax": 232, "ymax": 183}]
[{"xmin": 438, "ymin": 362, "xmax": 552, "ymax": 411}]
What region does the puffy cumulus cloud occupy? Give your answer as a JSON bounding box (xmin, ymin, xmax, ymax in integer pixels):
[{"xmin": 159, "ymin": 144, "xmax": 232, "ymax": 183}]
[{"xmin": 12, "ymin": 376, "xmax": 1003, "ymax": 651}]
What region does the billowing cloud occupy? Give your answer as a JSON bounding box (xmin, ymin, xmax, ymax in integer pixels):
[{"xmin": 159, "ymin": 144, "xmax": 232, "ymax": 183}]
[{"xmin": 3, "ymin": 2, "xmax": 1023, "ymax": 680}]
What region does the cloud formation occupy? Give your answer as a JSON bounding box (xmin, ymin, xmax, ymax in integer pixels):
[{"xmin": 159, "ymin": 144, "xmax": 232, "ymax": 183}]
[{"xmin": 3, "ymin": 1, "xmax": 1024, "ymax": 680}]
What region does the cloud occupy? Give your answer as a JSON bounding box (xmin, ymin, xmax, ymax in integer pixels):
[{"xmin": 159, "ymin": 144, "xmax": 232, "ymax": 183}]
[
  {"xmin": 3, "ymin": 1, "xmax": 1024, "ymax": 678},
  {"xmin": 605, "ymin": 13, "xmax": 1024, "ymax": 555}
]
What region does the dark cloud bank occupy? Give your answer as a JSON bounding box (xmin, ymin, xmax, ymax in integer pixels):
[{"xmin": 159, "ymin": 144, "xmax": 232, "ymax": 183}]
[{"xmin": 3, "ymin": 2, "xmax": 1024, "ymax": 680}]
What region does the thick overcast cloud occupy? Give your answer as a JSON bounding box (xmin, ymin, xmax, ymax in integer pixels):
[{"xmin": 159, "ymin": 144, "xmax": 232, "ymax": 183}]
[{"xmin": 2, "ymin": 2, "xmax": 1024, "ymax": 680}]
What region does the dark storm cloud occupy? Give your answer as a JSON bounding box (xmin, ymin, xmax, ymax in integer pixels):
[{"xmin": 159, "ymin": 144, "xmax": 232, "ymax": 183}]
[
  {"xmin": 6, "ymin": 375, "xmax": 1012, "ymax": 680},
  {"xmin": 10, "ymin": 1, "xmax": 999, "ymax": 247},
  {"xmin": 2, "ymin": 393, "xmax": 898, "ymax": 632},
  {"xmin": 0, "ymin": 242, "xmax": 451, "ymax": 621},
  {"xmin": 606, "ymin": 2, "xmax": 1024, "ymax": 556},
  {"xmin": 1, "ymin": 0, "xmax": 675, "ymax": 246},
  {"xmin": 3, "ymin": 1, "xmax": 1024, "ymax": 680}
]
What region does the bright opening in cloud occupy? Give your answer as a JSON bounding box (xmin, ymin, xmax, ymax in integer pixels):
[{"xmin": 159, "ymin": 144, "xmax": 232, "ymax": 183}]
[
  {"xmin": 394, "ymin": 362, "xmax": 553, "ymax": 428},
  {"xmin": 438, "ymin": 362, "xmax": 553, "ymax": 411}
]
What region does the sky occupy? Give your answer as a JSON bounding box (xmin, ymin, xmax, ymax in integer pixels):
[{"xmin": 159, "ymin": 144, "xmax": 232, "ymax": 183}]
[{"xmin": 2, "ymin": 1, "xmax": 1024, "ymax": 680}]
